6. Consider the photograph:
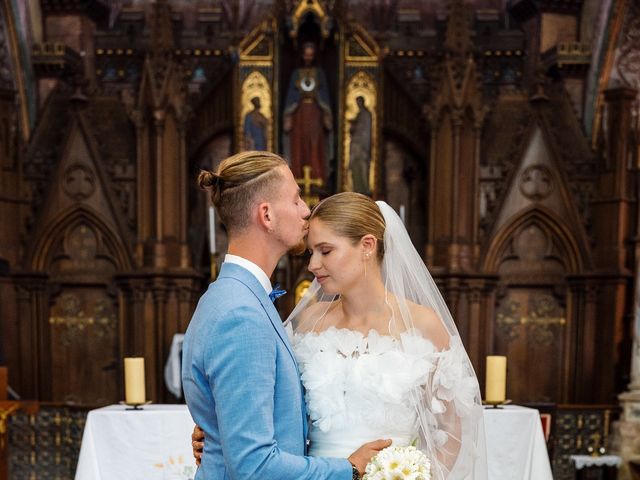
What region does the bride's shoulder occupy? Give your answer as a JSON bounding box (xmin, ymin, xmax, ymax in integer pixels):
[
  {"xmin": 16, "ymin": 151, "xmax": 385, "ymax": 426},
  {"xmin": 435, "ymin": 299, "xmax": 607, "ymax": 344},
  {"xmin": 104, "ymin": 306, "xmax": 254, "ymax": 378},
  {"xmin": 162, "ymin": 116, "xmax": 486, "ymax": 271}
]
[{"xmin": 404, "ymin": 301, "xmax": 450, "ymax": 350}]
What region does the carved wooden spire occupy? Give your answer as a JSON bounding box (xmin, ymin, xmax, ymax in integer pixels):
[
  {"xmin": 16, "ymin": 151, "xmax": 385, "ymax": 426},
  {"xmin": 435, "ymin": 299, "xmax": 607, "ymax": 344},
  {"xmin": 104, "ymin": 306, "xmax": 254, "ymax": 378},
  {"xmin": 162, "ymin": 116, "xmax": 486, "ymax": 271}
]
[
  {"xmin": 424, "ymin": 0, "xmax": 488, "ymax": 273},
  {"xmin": 444, "ymin": 0, "xmax": 473, "ymax": 58},
  {"xmin": 150, "ymin": 0, "xmax": 174, "ymax": 56},
  {"xmin": 426, "ymin": 0, "xmax": 485, "ymax": 129}
]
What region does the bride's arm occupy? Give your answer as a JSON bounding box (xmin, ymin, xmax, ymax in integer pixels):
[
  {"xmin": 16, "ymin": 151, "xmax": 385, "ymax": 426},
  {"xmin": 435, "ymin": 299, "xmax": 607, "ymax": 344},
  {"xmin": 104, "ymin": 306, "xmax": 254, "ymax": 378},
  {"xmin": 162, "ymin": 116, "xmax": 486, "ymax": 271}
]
[{"xmin": 411, "ymin": 304, "xmax": 475, "ymax": 476}]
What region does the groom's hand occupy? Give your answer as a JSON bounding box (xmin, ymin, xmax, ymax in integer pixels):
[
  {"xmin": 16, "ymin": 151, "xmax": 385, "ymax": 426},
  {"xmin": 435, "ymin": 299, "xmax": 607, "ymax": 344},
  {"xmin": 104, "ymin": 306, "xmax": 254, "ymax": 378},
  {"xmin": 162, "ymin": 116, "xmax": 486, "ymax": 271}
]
[
  {"xmin": 191, "ymin": 425, "xmax": 205, "ymax": 466},
  {"xmin": 348, "ymin": 439, "xmax": 392, "ymax": 475}
]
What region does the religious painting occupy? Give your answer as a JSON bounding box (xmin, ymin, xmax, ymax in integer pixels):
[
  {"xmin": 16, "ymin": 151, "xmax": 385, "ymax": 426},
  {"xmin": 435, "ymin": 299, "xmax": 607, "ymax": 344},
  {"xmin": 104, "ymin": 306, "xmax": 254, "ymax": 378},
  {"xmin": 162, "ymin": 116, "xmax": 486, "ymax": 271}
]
[
  {"xmin": 343, "ymin": 71, "xmax": 376, "ymax": 195},
  {"xmin": 282, "ymin": 41, "xmax": 333, "ymax": 185},
  {"xmin": 278, "ymin": 0, "xmax": 339, "ymax": 196},
  {"xmin": 240, "ymin": 71, "xmax": 272, "ymax": 151},
  {"xmin": 236, "ymin": 19, "xmax": 276, "ymax": 155},
  {"xmin": 340, "ymin": 22, "xmax": 380, "ymax": 196}
]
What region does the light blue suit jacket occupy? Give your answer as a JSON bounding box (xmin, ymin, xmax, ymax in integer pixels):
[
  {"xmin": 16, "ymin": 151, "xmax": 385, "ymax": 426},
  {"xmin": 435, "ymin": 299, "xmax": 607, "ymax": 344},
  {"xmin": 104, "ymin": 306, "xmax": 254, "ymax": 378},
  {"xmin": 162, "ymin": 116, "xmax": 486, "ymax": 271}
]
[{"xmin": 182, "ymin": 262, "xmax": 351, "ymax": 480}]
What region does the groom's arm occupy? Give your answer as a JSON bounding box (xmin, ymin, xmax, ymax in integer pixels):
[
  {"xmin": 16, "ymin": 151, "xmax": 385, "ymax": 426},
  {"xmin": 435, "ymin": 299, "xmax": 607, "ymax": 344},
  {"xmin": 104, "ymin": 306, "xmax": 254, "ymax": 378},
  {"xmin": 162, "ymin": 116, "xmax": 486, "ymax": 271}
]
[{"xmin": 206, "ymin": 304, "xmax": 352, "ymax": 480}]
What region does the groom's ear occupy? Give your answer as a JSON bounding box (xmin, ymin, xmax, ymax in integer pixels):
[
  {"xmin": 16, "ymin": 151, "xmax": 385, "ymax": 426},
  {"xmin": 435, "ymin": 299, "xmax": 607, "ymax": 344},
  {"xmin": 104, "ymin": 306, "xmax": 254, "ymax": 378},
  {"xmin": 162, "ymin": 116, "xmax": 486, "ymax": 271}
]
[{"xmin": 257, "ymin": 202, "xmax": 273, "ymax": 232}]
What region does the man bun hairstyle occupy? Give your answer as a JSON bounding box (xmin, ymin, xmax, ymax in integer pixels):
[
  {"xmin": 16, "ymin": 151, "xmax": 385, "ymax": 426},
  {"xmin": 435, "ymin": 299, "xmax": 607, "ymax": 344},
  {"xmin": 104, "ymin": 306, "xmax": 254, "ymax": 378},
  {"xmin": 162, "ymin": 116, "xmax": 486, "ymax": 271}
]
[{"xmin": 198, "ymin": 151, "xmax": 287, "ymax": 233}]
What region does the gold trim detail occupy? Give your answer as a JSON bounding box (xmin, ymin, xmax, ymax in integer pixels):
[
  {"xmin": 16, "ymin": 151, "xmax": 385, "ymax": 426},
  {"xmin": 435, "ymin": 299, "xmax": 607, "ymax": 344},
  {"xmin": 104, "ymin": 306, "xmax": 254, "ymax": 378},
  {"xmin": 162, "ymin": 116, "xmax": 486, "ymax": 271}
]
[
  {"xmin": 296, "ymin": 165, "xmax": 323, "ymax": 207},
  {"xmin": 345, "ymin": 33, "xmax": 378, "ymax": 62},
  {"xmin": 290, "ymin": 0, "xmax": 330, "ymax": 39},
  {"xmin": 240, "ymin": 32, "xmax": 273, "ymax": 62}
]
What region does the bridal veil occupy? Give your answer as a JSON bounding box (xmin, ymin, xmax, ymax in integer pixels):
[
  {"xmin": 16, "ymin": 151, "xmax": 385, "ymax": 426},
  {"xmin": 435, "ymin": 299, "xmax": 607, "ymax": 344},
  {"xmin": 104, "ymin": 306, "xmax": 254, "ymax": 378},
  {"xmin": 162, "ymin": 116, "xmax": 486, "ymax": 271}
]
[{"xmin": 285, "ymin": 200, "xmax": 488, "ymax": 480}]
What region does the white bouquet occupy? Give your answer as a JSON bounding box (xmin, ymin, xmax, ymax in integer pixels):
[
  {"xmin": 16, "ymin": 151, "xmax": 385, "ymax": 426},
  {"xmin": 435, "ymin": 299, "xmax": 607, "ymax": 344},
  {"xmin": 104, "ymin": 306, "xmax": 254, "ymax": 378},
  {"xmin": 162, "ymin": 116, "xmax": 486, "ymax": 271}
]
[{"xmin": 363, "ymin": 445, "xmax": 431, "ymax": 480}]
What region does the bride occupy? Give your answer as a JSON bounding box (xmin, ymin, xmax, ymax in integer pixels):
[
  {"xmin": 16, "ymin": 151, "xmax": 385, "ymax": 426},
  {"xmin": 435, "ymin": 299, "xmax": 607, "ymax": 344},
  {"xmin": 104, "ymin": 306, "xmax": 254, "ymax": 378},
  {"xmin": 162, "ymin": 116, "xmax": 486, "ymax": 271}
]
[{"xmin": 194, "ymin": 192, "xmax": 487, "ymax": 479}]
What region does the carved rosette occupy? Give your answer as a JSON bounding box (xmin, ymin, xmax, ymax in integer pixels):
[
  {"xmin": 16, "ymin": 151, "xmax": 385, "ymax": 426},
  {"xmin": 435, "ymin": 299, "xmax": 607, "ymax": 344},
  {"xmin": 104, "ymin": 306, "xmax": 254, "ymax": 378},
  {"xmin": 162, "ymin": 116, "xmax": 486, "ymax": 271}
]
[
  {"xmin": 63, "ymin": 164, "xmax": 96, "ymax": 201},
  {"xmin": 519, "ymin": 164, "xmax": 554, "ymax": 201}
]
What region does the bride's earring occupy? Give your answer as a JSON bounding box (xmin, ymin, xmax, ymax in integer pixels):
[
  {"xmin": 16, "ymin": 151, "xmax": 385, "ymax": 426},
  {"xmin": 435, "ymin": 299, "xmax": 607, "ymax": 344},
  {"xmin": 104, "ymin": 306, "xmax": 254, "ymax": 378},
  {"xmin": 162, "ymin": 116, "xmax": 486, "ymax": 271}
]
[{"xmin": 364, "ymin": 252, "xmax": 371, "ymax": 278}]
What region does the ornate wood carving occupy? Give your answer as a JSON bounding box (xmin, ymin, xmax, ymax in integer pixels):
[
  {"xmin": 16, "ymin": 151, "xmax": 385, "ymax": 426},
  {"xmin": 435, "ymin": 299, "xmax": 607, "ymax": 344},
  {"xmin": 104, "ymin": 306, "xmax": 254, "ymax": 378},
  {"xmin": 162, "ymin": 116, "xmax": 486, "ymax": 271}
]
[
  {"xmin": 2, "ymin": 0, "xmax": 639, "ymax": 409},
  {"xmin": 425, "ymin": 0, "xmax": 489, "ymax": 271},
  {"xmin": 133, "ymin": 1, "xmax": 191, "ymax": 269},
  {"xmin": 31, "ymin": 43, "xmax": 82, "ymax": 78},
  {"xmin": 552, "ymin": 406, "xmax": 620, "ymax": 479},
  {"xmin": 8, "ymin": 405, "xmax": 85, "ymax": 480},
  {"xmin": 493, "ymin": 219, "xmax": 572, "ymax": 401}
]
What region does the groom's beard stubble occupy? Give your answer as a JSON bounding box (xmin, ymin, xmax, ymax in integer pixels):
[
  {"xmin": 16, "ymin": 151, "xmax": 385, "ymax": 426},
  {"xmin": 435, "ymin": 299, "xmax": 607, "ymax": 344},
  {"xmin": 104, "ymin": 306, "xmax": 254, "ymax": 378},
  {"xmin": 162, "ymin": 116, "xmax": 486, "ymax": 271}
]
[
  {"xmin": 288, "ymin": 238, "xmax": 307, "ymax": 256},
  {"xmin": 287, "ymin": 221, "xmax": 309, "ymax": 256}
]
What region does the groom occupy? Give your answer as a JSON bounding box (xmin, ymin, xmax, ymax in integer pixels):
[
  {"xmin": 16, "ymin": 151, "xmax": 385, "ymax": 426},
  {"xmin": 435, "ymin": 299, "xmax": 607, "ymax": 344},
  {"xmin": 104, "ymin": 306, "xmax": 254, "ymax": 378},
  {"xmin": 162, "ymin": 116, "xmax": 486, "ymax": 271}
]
[{"xmin": 182, "ymin": 151, "xmax": 389, "ymax": 479}]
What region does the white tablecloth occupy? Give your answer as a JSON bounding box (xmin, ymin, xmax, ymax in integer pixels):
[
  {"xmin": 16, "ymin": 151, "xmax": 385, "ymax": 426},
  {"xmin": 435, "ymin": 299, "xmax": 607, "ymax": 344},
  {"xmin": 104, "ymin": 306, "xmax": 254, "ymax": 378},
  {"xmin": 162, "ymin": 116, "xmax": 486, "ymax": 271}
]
[
  {"xmin": 75, "ymin": 404, "xmax": 553, "ymax": 480},
  {"xmin": 484, "ymin": 405, "xmax": 554, "ymax": 480},
  {"xmin": 75, "ymin": 404, "xmax": 196, "ymax": 480},
  {"xmin": 570, "ymin": 454, "xmax": 622, "ymax": 469}
]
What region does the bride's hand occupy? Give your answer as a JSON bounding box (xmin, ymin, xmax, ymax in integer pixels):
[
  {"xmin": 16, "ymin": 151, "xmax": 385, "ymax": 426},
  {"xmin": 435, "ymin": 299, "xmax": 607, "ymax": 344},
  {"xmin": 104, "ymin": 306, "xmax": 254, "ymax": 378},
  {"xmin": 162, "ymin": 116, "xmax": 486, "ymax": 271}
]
[
  {"xmin": 348, "ymin": 439, "xmax": 392, "ymax": 475},
  {"xmin": 191, "ymin": 425, "xmax": 205, "ymax": 466}
]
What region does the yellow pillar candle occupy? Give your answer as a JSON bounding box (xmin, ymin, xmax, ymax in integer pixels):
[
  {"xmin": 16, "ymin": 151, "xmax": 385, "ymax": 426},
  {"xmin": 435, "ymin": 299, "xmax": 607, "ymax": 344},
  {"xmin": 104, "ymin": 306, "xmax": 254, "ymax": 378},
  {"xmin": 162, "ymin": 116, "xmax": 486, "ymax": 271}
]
[
  {"xmin": 485, "ymin": 355, "xmax": 507, "ymax": 403},
  {"xmin": 124, "ymin": 357, "xmax": 146, "ymax": 404}
]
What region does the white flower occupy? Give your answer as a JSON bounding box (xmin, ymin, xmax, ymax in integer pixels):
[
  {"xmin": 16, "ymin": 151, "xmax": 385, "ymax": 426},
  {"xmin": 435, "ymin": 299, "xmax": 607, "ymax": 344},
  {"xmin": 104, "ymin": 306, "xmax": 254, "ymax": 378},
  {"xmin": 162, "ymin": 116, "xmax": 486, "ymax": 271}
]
[
  {"xmin": 431, "ymin": 336, "xmax": 479, "ymax": 418},
  {"xmin": 333, "ymin": 327, "xmax": 367, "ymax": 357},
  {"xmin": 363, "ymin": 445, "xmax": 431, "ymax": 480},
  {"xmin": 366, "ymin": 330, "xmax": 397, "ymax": 355}
]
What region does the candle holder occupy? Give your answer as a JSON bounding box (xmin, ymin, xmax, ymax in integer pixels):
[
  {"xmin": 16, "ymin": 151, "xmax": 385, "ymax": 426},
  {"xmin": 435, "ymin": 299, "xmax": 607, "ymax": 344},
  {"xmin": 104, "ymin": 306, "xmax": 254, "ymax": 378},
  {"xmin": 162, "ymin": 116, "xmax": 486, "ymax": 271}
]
[
  {"xmin": 119, "ymin": 400, "xmax": 152, "ymax": 410},
  {"xmin": 482, "ymin": 399, "xmax": 512, "ymax": 409}
]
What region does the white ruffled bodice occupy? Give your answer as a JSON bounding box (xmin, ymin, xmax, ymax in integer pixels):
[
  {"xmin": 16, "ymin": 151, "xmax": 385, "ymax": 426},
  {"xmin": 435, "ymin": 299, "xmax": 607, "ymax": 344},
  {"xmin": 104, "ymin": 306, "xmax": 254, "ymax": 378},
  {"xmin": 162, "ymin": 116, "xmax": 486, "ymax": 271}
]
[{"xmin": 291, "ymin": 327, "xmax": 479, "ymax": 459}]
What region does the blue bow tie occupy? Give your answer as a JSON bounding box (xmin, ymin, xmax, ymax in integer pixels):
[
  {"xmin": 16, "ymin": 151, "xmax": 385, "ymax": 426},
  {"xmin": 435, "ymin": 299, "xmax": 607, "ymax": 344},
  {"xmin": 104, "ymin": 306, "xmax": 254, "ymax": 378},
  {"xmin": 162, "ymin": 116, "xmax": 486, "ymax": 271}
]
[{"xmin": 269, "ymin": 283, "xmax": 287, "ymax": 302}]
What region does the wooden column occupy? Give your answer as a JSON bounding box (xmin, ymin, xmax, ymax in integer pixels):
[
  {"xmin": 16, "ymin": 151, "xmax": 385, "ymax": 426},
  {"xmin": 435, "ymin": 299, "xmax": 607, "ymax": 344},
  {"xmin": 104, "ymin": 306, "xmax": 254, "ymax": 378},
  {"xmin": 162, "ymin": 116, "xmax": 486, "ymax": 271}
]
[
  {"xmin": 590, "ymin": 86, "xmax": 637, "ymax": 402},
  {"xmin": 114, "ymin": 1, "xmax": 201, "ymax": 403}
]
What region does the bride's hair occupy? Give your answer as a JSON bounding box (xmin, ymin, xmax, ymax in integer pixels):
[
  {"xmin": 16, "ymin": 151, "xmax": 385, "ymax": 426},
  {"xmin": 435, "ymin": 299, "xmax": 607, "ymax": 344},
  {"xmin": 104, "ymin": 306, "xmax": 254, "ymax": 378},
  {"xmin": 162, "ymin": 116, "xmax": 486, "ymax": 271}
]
[
  {"xmin": 198, "ymin": 151, "xmax": 286, "ymax": 234},
  {"xmin": 310, "ymin": 192, "xmax": 385, "ymax": 260}
]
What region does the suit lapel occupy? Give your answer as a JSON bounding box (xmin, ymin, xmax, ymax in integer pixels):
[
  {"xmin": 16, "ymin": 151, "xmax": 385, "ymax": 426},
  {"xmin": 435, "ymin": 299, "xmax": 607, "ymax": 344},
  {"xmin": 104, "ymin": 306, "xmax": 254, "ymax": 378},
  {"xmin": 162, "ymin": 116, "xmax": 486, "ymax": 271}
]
[
  {"xmin": 255, "ymin": 291, "xmax": 309, "ymax": 447},
  {"xmin": 258, "ymin": 295, "xmax": 300, "ymax": 368},
  {"xmin": 218, "ymin": 263, "xmax": 299, "ymax": 368},
  {"xmin": 219, "ymin": 262, "xmax": 308, "ymax": 440}
]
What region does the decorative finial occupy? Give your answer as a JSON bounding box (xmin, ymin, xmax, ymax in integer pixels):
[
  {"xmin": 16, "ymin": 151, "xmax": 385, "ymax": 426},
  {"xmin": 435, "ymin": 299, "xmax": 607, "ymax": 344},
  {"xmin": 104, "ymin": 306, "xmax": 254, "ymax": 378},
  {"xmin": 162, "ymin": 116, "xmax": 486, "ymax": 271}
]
[
  {"xmin": 444, "ymin": 0, "xmax": 473, "ymax": 57},
  {"xmin": 150, "ymin": 0, "xmax": 174, "ymax": 56}
]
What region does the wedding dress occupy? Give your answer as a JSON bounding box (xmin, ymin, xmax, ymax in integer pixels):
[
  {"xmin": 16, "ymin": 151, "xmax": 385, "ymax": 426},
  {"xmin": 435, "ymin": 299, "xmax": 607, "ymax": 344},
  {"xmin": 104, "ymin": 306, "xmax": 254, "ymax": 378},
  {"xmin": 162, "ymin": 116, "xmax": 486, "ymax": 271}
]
[
  {"xmin": 285, "ymin": 201, "xmax": 488, "ymax": 480},
  {"xmin": 291, "ymin": 327, "xmax": 479, "ymax": 460}
]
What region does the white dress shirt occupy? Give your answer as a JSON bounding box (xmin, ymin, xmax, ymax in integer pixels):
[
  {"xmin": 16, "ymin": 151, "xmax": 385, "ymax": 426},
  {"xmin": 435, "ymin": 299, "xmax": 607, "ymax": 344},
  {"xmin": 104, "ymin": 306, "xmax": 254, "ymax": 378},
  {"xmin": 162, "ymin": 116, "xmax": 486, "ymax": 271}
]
[{"xmin": 224, "ymin": 254, "xmax": 272, "ymax": 295}]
